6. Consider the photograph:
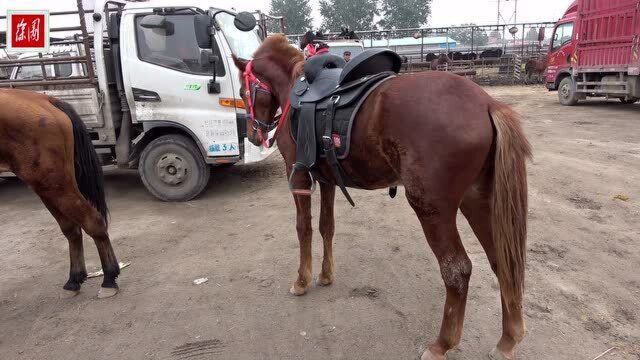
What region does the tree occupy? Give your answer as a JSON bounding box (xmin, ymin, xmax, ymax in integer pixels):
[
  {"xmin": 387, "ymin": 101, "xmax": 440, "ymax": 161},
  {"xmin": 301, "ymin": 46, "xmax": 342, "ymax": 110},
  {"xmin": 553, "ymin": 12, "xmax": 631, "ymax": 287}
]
[
  {"xmin": 379, "ymin": 0, "xmax": 431, "ymax": 30},
  {"xmin": 269, "ymin": 0, "xmax": 313, "ymax": 34},
  {"xmin": 448, "ymin": 24, "xmax": 489, "ymax": 47},
  {"xmin": 319, "ymin": 0, "xmax": 379, "ymax": 32}
]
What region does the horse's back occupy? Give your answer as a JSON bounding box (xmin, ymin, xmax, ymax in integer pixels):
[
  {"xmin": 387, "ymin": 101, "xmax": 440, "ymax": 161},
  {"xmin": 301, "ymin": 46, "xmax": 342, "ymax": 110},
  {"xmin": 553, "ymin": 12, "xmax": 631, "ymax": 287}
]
[
  {"xmin": 344, "ymin": 71, "xmax": 497, "ymax": 190},
  {"xmin": 0, "ymin": 89, "xmax": 75, "ymax": 180}
]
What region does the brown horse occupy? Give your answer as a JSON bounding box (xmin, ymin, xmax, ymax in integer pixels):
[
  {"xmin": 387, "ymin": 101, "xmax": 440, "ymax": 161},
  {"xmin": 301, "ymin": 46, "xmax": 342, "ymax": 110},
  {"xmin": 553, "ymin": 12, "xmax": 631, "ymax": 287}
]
[
  {"xmin": 430, "ymin": 53, "xmax": 452, "ymax": 71},
  {"xmin": 0, "ymin": 88, "xmax": 120, "ymax": 298},
  {"xmin": 525, "ymin": 57, "xmax": 548, "ymax": 84},
  {"xmin": 233, "ymin": 35, "xmax": 531, "ymax": 360}
]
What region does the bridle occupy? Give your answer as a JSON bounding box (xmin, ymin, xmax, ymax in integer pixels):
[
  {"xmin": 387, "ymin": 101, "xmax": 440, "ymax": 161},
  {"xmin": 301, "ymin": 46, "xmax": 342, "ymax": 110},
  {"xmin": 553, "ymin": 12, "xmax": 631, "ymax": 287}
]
[{"xmin": 242, "ymin": 60, "xmax": 291, "ymax": 148}]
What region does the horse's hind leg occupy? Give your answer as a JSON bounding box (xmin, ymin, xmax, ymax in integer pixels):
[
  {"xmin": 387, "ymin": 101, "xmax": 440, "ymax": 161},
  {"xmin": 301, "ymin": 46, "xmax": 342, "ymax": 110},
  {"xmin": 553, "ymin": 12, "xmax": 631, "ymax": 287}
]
[
  {"xmin": 460, "ymin": 188, "xmax": 525, "ymax": 359},
  {"xmin": 317, "ymin": 182, "xmax": 336, "ymax": 286},
  {"xmin": 43, "ymin": 189, "xmax": 120, "ymax": 298},
  {"xmin": 41, "ymin": 200, "xmax": 87, "ymax": 294},
  {"xmin": 406, "ymin": 194, "xmax": 472, "ymax": 360}
]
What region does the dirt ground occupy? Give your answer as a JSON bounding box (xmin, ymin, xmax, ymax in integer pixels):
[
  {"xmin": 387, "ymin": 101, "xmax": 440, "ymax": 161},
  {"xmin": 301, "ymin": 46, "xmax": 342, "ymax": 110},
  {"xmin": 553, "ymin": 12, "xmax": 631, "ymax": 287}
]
[{"xmin": 1, "ymin": 86, "xmax": 639, "ymax": 360}]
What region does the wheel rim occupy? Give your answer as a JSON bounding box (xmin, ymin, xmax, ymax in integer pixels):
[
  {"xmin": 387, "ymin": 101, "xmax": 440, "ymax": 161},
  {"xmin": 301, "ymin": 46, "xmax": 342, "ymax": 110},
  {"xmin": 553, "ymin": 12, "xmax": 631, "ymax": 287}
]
[
  {"xmin": 156, "ymin": 153, "xmax": 188, "ymax": 186},
  {"xmin": 560, "ymin": 83, "xmax": 571, "ymax": 99}
]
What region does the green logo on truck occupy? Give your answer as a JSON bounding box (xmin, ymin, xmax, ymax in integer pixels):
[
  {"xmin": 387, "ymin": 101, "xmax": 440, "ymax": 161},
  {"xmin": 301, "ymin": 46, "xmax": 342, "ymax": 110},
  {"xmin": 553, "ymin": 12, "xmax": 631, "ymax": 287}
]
[{"xmin": 184, "ymin": 84, "xmax": 202, "ymax": 91}]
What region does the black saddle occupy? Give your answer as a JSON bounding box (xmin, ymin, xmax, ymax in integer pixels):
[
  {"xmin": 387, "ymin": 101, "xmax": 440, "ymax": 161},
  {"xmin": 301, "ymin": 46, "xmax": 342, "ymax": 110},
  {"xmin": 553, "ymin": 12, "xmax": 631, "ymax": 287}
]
[
  {"xmin": 291, "ymin": 49, "xmax": 402, "ymax": 107},
  {"xmin": 288, "ymin": 49, "xmax": 402, "ymax": 206}
]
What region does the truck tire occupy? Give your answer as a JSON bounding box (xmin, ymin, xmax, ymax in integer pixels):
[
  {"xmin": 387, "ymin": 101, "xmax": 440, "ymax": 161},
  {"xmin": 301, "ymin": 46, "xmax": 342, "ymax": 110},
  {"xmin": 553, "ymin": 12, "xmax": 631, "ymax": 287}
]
[
  {"xmin": 558, "ymin": 77, "xmax": 579, "ymax": 106},
  {"xmin": 139, "ymin": 134, "xmax": 210, "ymax": 202},
  {"xmin": 619, "ymin": 98, "xmax": 638, "ymax": 104}
]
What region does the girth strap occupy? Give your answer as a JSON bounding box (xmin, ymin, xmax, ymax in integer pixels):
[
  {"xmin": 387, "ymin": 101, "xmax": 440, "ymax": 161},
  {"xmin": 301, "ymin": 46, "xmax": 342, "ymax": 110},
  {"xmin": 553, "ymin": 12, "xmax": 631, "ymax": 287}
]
[{"xmin": 322, "ymin": 96, "xmax": 355, "ymax": 207}]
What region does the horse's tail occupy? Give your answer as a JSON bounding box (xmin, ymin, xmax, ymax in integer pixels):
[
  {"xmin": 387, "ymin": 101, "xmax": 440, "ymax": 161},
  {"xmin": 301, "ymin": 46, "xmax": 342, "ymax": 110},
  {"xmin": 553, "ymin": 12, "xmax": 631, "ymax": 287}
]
[
  {"xmin": 50, "ymin": 99, "xmax": 109, "ymax": 225},
  {"xmin": 488, "ymin": 102, "xmax": 532, "ymax": 306}
]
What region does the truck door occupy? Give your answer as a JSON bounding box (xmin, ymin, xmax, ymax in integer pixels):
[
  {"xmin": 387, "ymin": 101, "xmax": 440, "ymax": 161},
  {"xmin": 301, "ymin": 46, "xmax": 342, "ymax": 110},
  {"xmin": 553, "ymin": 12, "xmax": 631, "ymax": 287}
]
[
  {"xmin": 120, "ymin": 10, "xmax": 240, "ymax": 158},
  {"xmin": 546, "ymin": 22, "xmax": 575, "ymax": 85}
]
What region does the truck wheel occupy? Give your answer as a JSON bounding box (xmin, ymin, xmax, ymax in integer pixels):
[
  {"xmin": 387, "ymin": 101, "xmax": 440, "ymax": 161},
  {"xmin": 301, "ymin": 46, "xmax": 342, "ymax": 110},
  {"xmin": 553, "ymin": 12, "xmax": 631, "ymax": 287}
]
[
  {"xmin": 558, "ymin": 77, "xmax": 579, "ymax": 106},
  {"xmin": 139, "ymin": 134, "xmax": 210, "ymax": 202},
  {"xmin": 619, "ymin": 98, "xmax": 638, "ymax": 104}
]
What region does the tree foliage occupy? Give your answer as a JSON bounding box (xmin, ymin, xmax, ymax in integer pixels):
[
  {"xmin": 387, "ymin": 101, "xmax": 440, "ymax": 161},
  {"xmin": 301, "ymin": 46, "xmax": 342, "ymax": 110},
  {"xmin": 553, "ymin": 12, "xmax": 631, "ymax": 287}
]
[
  {"xmin": 448, "ymin": 24, "xmax": 489, "ymax": 47},
  {"xmin": 319, "ymin": 0, "xmax": 379, "ymax": 32},
  {"xmin": 379, "ymin": 0, "xmax": 431, "ymax": 29},
  {"xmin": 269, "ymin": 0, "xmax": 313, "ymax": 34}
]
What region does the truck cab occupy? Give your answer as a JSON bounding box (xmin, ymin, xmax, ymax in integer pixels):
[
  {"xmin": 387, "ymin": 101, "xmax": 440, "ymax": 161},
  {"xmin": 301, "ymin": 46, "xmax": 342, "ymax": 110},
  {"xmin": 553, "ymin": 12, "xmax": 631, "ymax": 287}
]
[
  {"xmin": 545, "ymin": 0, "xmax": 640, "ymax": 105},
  {"xmin": 545, "ymin": 1, "xmax": 577, "ymax": 92}
]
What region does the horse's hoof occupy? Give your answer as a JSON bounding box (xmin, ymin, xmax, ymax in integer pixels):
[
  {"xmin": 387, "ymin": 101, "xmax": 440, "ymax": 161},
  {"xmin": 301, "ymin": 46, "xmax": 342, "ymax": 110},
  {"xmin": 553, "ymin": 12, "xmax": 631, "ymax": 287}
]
[
  {"xmin": 289, "ymin": 284, "xmax": 307, "ymax": 296},
  {"xmin": 316, "ymin": 275, "xmax": 333, "ymax": 287},
  {"xmin": 421, "ymin": 350, "xmax": 446, "ymax": 360},
  {"xmin": 489, "ymin": 347, "xmax": 512, "ymax": 360},
  {"xmin": 97, "ymin": 286, "xmax": 118, "ymax": 299},
  {"xmin": 60, "ymin": 289, "xmax": 80, "ymax": 299}
]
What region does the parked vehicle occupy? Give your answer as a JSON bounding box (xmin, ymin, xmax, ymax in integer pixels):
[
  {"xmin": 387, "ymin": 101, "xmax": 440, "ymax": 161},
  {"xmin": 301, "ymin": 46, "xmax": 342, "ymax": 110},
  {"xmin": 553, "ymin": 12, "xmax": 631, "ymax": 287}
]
[
  {"xmin": 10, "ymin": 45, "xmax": 87, "ymax": 81},
  {"xmin": 0, "ymin": 0, "xmax": 281, "ymax": 201},
  {"xmin": 545, "ymin": 0, "xmax": 640, "ymax": 105}
]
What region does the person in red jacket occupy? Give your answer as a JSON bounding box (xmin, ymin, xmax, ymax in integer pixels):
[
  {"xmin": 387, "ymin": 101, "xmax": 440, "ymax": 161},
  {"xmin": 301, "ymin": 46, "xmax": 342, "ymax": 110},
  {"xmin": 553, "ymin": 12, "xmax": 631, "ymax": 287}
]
[{"xmin": 300, "ymin": 30, "xmax": 329, "ymax": 59}]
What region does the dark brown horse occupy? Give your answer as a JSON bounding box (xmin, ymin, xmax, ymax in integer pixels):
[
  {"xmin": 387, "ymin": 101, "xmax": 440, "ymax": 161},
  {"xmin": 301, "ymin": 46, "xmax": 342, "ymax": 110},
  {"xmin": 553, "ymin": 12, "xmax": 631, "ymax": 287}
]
[
  {"xmin": 525, "ymin": 57, "xmax": 548, "ymax": 84},
  {"xmin": 0, "ymin": 88, "xmax": 119, "ymax": 298},
  {"xmin": 233, "ymin": 35, "xmax": 531, "ymax": 360},
  {"xmin": 430, "ymin": 53, "xmax": 452, "ymax": 71}
]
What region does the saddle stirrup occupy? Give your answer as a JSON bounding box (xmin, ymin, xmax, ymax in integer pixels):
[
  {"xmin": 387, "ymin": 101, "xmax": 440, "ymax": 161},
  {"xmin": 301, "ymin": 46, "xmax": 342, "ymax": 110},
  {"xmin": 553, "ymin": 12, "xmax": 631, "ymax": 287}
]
[{"xmin": 288, "ymin": 164, "xmax": 317, "ymax": 196}]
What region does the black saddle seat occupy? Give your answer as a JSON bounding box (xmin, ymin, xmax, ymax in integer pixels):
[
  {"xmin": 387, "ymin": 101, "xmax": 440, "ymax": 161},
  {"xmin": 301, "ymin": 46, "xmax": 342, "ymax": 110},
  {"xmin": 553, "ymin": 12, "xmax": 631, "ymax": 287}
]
[
  {"xmin": 291, "ymin": 49, "xmax": 402, "ymax": 107},
  {"xmin": 339, "ymin": 48, "xmax": 402, "ymax": 85}
]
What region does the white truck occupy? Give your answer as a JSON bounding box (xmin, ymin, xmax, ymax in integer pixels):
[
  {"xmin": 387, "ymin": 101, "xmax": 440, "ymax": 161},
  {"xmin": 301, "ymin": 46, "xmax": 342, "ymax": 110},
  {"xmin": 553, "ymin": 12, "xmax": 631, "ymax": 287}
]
[{"xmin": 0, "ymin": 0, "xmax": 279, "ymax": 201}]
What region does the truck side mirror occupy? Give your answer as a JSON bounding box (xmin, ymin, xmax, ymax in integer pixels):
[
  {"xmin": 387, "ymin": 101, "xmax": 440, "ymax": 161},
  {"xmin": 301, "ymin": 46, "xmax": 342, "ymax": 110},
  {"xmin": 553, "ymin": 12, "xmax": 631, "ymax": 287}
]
[
  {"xmin": 234, "ymin": 12, "xmax": 256, "ymax": 32},
  {"xmin": 194, "ymin": 14, "xmax": 213, "ymax": 48},
  {"xmin": 199, "ymin": 50, "xmax": 218, "ymax": 67}
]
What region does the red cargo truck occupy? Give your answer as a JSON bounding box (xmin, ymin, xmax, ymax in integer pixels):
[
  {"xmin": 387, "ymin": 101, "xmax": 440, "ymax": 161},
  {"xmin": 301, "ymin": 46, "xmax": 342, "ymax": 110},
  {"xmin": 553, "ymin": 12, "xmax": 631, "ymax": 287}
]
[{"xmin": 545, "ymin": 0, "xmax": 640, "ymax": 105}]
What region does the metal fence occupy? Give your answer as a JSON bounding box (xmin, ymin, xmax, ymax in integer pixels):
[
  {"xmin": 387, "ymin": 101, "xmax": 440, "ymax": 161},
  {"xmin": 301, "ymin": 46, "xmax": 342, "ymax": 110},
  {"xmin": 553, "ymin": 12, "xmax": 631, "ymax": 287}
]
[{"xmin": 289, "ymin": 22, "xmax": 556, "ymax": 60}]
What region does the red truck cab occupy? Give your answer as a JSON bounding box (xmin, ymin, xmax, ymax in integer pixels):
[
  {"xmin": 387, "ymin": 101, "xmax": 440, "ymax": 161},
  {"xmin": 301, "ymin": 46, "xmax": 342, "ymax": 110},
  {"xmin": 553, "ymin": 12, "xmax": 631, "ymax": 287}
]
[
  {"xmin": 545, "ymin": 0, "xmax": 640, "ymax": 105},
  {"xmin": 545, "ymin": 2, "xmax": 578, "ymax": 92}
]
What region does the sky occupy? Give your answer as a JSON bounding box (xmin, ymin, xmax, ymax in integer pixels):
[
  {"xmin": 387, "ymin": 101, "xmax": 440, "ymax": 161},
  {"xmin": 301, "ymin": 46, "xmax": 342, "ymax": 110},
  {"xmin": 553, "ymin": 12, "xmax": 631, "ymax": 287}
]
[{"xmin": 1, "ymin": 0, "xmax": 572, "ymax": 31}]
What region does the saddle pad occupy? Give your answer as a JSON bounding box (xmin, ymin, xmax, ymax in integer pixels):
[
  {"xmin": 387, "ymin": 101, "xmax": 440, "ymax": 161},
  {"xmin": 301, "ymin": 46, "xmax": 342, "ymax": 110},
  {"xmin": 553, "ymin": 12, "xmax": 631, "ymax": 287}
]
[{"xmin": 290, "ymin": 74, "xmax": 395, "ymax": 161}]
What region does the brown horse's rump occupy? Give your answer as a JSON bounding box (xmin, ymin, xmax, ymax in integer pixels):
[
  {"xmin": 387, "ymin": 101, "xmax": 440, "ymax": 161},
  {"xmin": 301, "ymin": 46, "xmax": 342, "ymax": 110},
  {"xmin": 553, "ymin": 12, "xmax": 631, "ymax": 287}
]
[{"xmin": 0, "ymin": 88, "xmax": 119, "ymax": 298}]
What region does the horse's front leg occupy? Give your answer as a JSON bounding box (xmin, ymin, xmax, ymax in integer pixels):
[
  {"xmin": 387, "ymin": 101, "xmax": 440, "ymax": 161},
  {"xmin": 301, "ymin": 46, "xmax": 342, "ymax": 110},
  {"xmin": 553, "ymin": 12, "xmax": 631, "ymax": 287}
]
[
  {"xmin": 317, "ymin": 182, "xmax": 336, "ymax": 286},
  {"xmin": 290, "ymin": 193, "xmax": 313, "ymax": 296}
]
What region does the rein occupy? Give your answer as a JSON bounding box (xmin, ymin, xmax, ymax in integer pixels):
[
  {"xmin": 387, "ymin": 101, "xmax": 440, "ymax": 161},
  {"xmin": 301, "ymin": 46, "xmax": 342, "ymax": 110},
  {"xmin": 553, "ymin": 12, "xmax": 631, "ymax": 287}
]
[{"xmin": 243, "ymin": 61, "xmax": 291, "ymax": 148}]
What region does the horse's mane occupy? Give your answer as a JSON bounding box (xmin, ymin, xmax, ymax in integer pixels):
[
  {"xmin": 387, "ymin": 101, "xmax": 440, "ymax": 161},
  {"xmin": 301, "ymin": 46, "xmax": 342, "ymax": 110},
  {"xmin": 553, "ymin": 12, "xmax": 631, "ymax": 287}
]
[{"xmin": 254, "ymin": 35, "xmax": 304, "ymax": 82}]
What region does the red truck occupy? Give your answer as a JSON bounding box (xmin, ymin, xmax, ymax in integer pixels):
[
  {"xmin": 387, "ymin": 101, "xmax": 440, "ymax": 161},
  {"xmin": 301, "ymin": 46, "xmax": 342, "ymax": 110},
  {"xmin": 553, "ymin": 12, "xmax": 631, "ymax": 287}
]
[{"xmin": 545, "ymin": 0, "xmax": 640, "ymax": 105}]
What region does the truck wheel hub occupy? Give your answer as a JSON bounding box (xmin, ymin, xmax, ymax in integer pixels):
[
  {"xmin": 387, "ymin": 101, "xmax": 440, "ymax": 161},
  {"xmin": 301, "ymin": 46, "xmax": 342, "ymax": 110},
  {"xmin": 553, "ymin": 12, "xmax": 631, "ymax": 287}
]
[{"xmin": 156, "ymin": 154, "xmax": 187, "ymax": 185}]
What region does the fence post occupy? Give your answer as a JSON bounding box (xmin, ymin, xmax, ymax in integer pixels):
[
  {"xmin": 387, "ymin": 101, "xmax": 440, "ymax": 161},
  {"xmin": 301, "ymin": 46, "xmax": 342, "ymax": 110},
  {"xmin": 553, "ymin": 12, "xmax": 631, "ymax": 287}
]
[
  {"xmin": 420, "ymin": 29, "xmax": 424, "ymax": 62},
  {"xmin": 76, "ymin": 0, "xmax": 96, "ymax": 84},
  {"xmin": 471, "ymin": 27, "xmax": 475, "ymax": 53},
  {"xmin": 521, "ymin": 24, "xmax": 525, "ymax": 57},
  {"xmin": 446, "ymin": 28, "xmax": 450, "ymax": 53}
]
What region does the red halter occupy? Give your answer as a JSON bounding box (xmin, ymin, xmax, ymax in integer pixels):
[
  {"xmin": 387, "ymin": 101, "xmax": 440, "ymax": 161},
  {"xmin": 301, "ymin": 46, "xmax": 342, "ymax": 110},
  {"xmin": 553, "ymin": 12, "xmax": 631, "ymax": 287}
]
[{"xmin": 242, "ymin": 61, "xmax": 291, "ymax": 148}]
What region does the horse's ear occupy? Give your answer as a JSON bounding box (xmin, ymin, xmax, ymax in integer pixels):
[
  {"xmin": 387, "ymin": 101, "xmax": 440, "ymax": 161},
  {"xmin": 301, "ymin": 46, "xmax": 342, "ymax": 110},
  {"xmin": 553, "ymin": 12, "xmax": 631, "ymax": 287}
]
[{"xmin": 232, "ymin": 54, "xmax": 248, "ymax": 72}]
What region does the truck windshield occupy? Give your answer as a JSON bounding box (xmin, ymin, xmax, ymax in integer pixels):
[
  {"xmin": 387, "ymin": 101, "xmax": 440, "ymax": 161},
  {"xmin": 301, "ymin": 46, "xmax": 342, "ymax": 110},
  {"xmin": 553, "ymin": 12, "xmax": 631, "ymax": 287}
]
[
  {"xmin": 216, "ymin": 12, "xmax": 261, "ymax": 59},
  {"xmin": 552, "ymin": 22, "xmax": 574, "ymax": 51}
]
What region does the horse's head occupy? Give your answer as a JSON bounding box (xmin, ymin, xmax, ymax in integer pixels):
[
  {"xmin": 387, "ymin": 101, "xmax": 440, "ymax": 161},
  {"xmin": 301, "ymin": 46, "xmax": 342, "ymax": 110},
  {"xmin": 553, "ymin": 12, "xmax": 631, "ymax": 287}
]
[
  {"xmin": 300, "ymin": 30, "xmax": 315, "ymax": 50},
  {"xmin": 233, "ymin": 35, "xmax": 304, "ymax": 148}
]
